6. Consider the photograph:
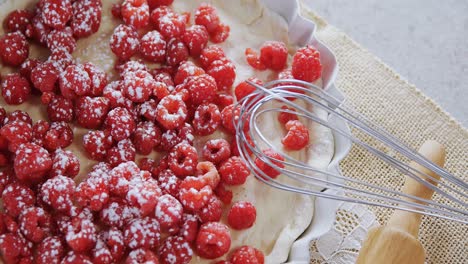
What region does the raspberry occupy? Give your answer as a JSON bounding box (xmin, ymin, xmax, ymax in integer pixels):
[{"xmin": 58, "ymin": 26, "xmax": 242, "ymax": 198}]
[
  {"xmin": 197, "ymin": 195, "xmax": 222, "ymax": 223},
  {"xmin": 36, "ymin": 236, "xmax": 65, "ymax": 264},
  {"xmin": 220, "ymin": 156, "xmax": 250, "ymax": 185},
  {"xmin": 174, "ymin": 61, "xmax": 205, "ymax": 85},
  {"xmin": 132, "ymin": 121, "xmax": 161, "ymax": 155},
  {"xmin": 215, "ymin": 93, "xmax": 235, "ymax": 110},
  {"xmin": 41, "ymin": 0, "xmax": 73, "ymax": 29},
  {"xmin": 282, "ymin": 120, "xmax": 309, "ymax": 150},
  {"xmin": 214, "ymin": 183, "xmax": 233, "ymax": 205},
  {"xmin": 254, "ymin": 149, "xmax": 285, "ymax": 179},
  {"xmin": 150, "ymin": 6, "xmax": 172, "ymax": 27},
  {"xmin": 121, "ymin": 0, "xmax": 150, "ymax": 29},
  {"xmin": 118, "ymin": 60, "xmax": 149, "ymax": 76},
  {"xmin": 84, "ymin": 62, "xmax": 108, "ymax": 96},
  {"xmin": 196, "ymin": 161, "xmax": 220, "ymax": 189},
  {"xmin": 202, "ymin": 139, "xmax": 230, "ymax": 165},
  {"xmin": 245, "ymin": 48, "xmax": 266, "ymax": 70},
  {"xmin": 105, "ymin": 107, "xmax": 136, "ymax": 141},
  {"xmin": 26, "ymin": 15, "xmax": 51, "ymax": 45},
  {"xmin": 3, "ymin": 110, "xmax": 32, "ymax": 126},
  {"xmin": 291, "ymin": 45, "xmax": 322, "ymax": 82},
  {"xmin": 126, "ymin": 176, "xmax": 161, "ymax": 216},
  {"xmin": 156, "ymin": 94, "xmax": 187, "ymax": 130},
  {"xmin": 92, "ymin": 238, "xmax": 113, "ymax": 264},
  {"xmin": 19, "ymin": 58, "xmax": 41, "ymax": 83},
  {"xmin": 158, "ymin": 122, "xmax": 194, "ymax": 151},
  {"xmin": 207, "ymin": 58, "xmax": 236, "ymax": 91},
  {"xmin": 186, "ymin": 74, "xmax": 217, "ymax": 106},
  {"xmin": 210, "ymin": 23, "xmax": 230, "ymax": 43},
  {"xmin": 4, "ymin": 9, "xmax": 34, "ymax": 34},
  {"xmin": 100, "ymin": 198, "xmax": 140, "ymax": 229},
  {"xmin": 227, "ymin": 201, "xmax": 256, "ymax": 230},
  {"xmin": 107, "ymin": 139, "xmax": 136, "ymax": 167},
  {"xmin": 137, "ymin": 99, "xmax": 158, "ymax": 122},
  {"xmin": 48, "ymin": 47, "xmax": 74, "ymax": 71},
  {"xmin": 0, "ymin": 31, "xmax": 29, "ymax": 66},
  {"xmin": 111, "ymin": 3, "xmax": 123, "ymax": 19},
  {"xmin": 126, "ymin": 249, "xmax": 159, "ymax": 264},
  {"xmin": 43, "ymin": 121, "xmax": 74, "ymax": 151},
  {"xmin": 158, "ymin": 169, "xmax": 181, "ymax": 197},
  {"xmin": 159, "ymin": 236, "xmax": 193, "ymax": 264},
  {"xmin": 154, "ymin": 71, "xmax": 175, "ymax": 88},
  {"xmin": 230, "ymin": 246, "xmax": 264, "ymax": 264},
  {"xmin": 0, "ymin": 120, "xmax": 32, "ymax": 151},
  {"xmin": 122, "ymin": 70, "xmax": 156, "ymax": 103},
  {"xmin": 14, "ymin": 142, "xmax": 52, "ymax": 182},
  {"xmin": 155, "ymin": 194, "xmax": 183, "ymax": 232},
  {"xmin": 75, "ymin": 175, "xmax": 109, "ymax": 212},
  {"xmin": 31, "ymin": 62, "xmax": 59, "ymax": 93},
  {"xmin": 183, "ymin": 25, "xmax": 209, "ymax": 57},
  {"xmin": 41, "ymin": 175, "xmax": 76, "ymax": 215},
  {"xmin": 47, "ymin": 96, "xmax": 74, "ymax": 122},
  {"xmin": 194, "ymin": 3, "xmax": 220, "ymax": 33},
  {"xmin": 157, "ymin": 13, "xmax": 185, "ymax": 40},
  {"xmin": 1, "ymin": 183, "xmax": 35, "ymax": 218},
  {"xmin": 168, "ymin": 142, "xmax": 198, "ymax": 178},
  {"xmin": 235, "ymin": 77, "xmax": 263, "ymax": 101},
  {"xmin": 165, "ymin": 38, "xmax": 189, "ymax": 66},
  {"xmin": 278, "ymin": 105, "xmax": 298, "ymax": 124},
  {"xmin": 140, "ymin": 30, "xmax": 166, "ymax": 62},
  {"xmin": 71, "ymin": 0, "xmax": 103, "ymax": 38},
  {"xmin": 46, "ymin": 28, "xmax": 76, "ymax": 53},
  {"xmin": 108, "ymin": 161, "xmax": 140, "ymax": 197},
  {"xmin": 0, "ymin": 233, "xmax": 26, "ymax": 264},
  {"xmin": 221, "ymin": 104, "xmax": 245, "ymax": 134},
  {"xmin": 65, "ymin": 217, "xmax": 97, "ymax": 252},
  {"xmin": 148, "ymin": 0, "xmax": 174, "ymax": 9},
  {"xmin": 103, "ymin": 81, "xmax": 133, "ymax": 109},
  {"xmin": 98, "ymin": 228, "xmax": 125, "ymax": 263},
  {"xmin": 110, "ymin": 24, "xmax": 140, "ymax": 60},
  {"xmin": 75, "ymin": 96, "xmax": 110, "ymax": 129},
  {"xmin": 1, "ymin": 73, "xmax": 31, "ymax": 105},
  {"xmin": 18, "ymin": 207, "xmax": 52, "ymax": 243},
  {"xmin": 61, "ymin": 251, "xmax": 93, "ymax": 264},
  {"xmin": 259, "ymin": 41, "xmax": 288, "ymax": 71},
  {"xmin": 178, "ymin": 214, "xmax": 198, "ymax": 243},
  {"xmin": 50, "ymin": 148, "xmax": 80, "ymax": 178},
  {"xmin": 124, "ymin": 217, "xmax": 160, "ymax": 249},
  {"xmin": 60, "ymin": 64, "xmax": 92, "ymax": 99},
  {"xmin": 196, "ymin": 222, "xmax": 231, "ymax": 259},
  {"xmin": 83, "ymin": 130, "xmax": 113, "ymax": 161},
  {"xmin": 199, "ymin": 45, "xmax": 225, "ymax": 69},
  {"xmin": 178, "ymin": 183, "xmax": 212, "ymax": 212}
]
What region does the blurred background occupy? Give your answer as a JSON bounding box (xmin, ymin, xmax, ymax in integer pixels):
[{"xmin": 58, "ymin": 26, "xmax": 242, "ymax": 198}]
[{"xmin": 305, "ymin": 0, "xmax": 468, "ymax": 126}]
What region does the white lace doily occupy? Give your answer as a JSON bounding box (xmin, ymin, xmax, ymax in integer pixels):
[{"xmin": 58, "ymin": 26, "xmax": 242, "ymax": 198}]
[{"xmin": 309, "ymin": 202, "xmax": 379, "ymax": 264}]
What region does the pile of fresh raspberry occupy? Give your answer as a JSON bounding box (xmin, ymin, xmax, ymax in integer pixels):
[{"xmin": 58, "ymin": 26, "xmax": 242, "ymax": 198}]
[{"xmin": 0, "ymin": 0, "xmax": 322, "ymax": 263}]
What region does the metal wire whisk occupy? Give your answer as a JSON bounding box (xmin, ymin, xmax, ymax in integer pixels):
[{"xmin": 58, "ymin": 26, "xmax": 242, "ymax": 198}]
[{"xmin": 234, "ymin": 79, "xmax": 467, "ymax": 223}]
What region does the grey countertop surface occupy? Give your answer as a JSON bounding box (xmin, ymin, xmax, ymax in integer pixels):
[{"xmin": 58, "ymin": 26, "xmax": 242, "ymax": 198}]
[{"xmin": 305, "ymin": 0, "xmax": 468, "ymax": 127}]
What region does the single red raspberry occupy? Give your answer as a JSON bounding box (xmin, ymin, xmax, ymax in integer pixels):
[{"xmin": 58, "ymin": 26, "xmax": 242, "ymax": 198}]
[
  {"xmin": 292, "ymin": 45, "xmax": 322, "ymax": 82},
  {"xmin": 75, "ymin": 176, "xmax": 110, "ymax": 212},
  {"xmin": 207, "ymin": 58, "xmax": 236, "ymax": 91},
  {"xmin": 126, "ymin": 176, "xmax": 161, "ymax": 216},
  {"xmin": 107, "ymin": 138, "xmax": 136, "ymax": 167},
  {"xmin": 4, "ymin": 9, "xmax": 34, "ymax": 34},
  {"xmin": 157, "ymin": 13, "xmax": 185, "ymax": 40},
  {"xmin": 194, "ymin": 3, "xmax": 220, "ymax": 33},
  {"xmin": 100, "ymin": 198, "xmax": 140, "ymax": 229},
  {"xmin": 235, "ymin": 77, "xmax": 263, "ymax": 101},
  {"xmin": 168, "ymin": 142, "xmax": 198, "ymax": 178},
  {"xmin": 61, "ymin": 251, "xmax": 93, "ymax": 264},
  {"xmin": 156, "ymin": 94, "xmax": 187, "ymax": 130},
  {"xmin": 3, "ymin": 110, "xmax": 32, "ymax": 126},
  {"xmin": 245, "ymin": 48, "xmax": 266, "ymax": 70},
  {"xmin": 46, "ymin": 28, "xmax": 76, "ymax": 53},
  {"xmin": 210, "ymin": 23, "xmax": 230, "ymax": 43},
  {"xmin": 19, "ymin": 58, "xmax": 41, "ymax": 83},
  {"xmin": 219, "ymin": 156, "xmax": 251, "ymax": 186},
  {"xmin": 59, "ymin": 64, "xmax": 92, "ymax": 99},
  {"xmin": 227, "ymin": 201, "xmax": 257, "ymax": 230},
  {"xmin": 158, "ymin": 169, "xmax": 181, "ymax": 197},
  {"xmin": 110, "ymin": 24, "xmax": 140, "ymax": 60},
  {"xmin": 155, "ymin": 194, "xmax": 183, "ymax": 231},
  {"xmin": 132, "ymin": 121, "xmax": 161, "ymax": 155},
  {"xmin": 179, "ymin": 213, "xmax": 198, "ymax": 243},
  {"xmin": 105, "ymin": 107, "xmax": 136, "ymax": 141},
  {"xmin": 30, "ymin": 61, "xmax": 60, "ymax": 93},
  {"xmin": 140, "ymin": 30, "xmax": 166, "ymax": 62},
  {"xmin": 122, "ymin": 70, "xmax": 156, "ymax": 103},
  {"xmin": 183, "ymin": 25, "xmax": 209, "ymax": 57},
  {"xmin": 174, "ymin": 61, "xmax": 204, "ymax": 85},
  {"xmin": 50, "ymin": 148, "xmax": 80, "ymax": 178},
  {"xmin": 0, "ymin": 31, "xmax": 29, "ymax": 67},
  {"xmin": 196, "ymin": 222, "xmax": 231, "ymax": 259},
  {"xmin": 254, "ymin": 148, "xmax": 285, "ymax": 179},
  {"xmin": 192, "ymin": 103, "xmax": 221, "ymax": 136},
  {"xmin": 43, "ymin": 121, "xmax": 73, "ymax": 151},
  {"xmin": 46, "ymin": 96, "xmax": 74, "ymax": 122},
  {"xmin": 98, "ymin": 228, "xmax": 125, "ymax": 263},
  {"xmin": 124, "ymin": 217, "xmax": 161, "ymax": 249},
  {"xmin": 159, "ymin": 236, "xmax": 193, "ymax": 264},
  {"xmin": 126, "ymin": 249, "xmax": 160, "ymax": 264},
  {"xmin": 65, "ymin": 217, "xmax": 97, "ymax": 252},
  {"xmin": 0, "ymin": 120, "xmax": 32, "ymax": 151},
  {"xmin": 84, "ymin": 62, "xmax": 108, "ymax": 96},
  {"xmin": 71, "ymin": 0, "xmax": 102, "ymax": 38},
  {"xmin": 282, "ymin": 120, "xmax": 309, "ymax": 150},
  {"xmin": 121, "ymin": 0, "xmax": 150, "ymax": 29},
  {"xmin": 147, "ymin": 0, "xmax": 174, "ymax": 9},
  {"xmin": 83, "ymin": 130, "xmax": 113, "ymax": 161},
  {"xmin": 36, "ymin": 236, "xmax": 65, "ymax": 264},
  {"xmin": 108, "ymin": 161, "xmax": 140, "ymax": 197},
  {"xmin": 197, "ymin": 195, "xmax": 222, "ymax": 223},
  {"xmin": 166, "ymin": 38, "xmax": 189, "ymax": 66},
  {"xmin": 14, "ymin": 142, "xmax": 52, "ymax": 182},
  {"xmin": 41, "ymin": 0, "xmax": 73, "ymax": 29},
  {"xmin": 18, "ymin": 207, "xmax": 52, "ymax": 243},
  {"xmin": 196, "ymin": 161, "xmax": 220, "ymax": 190},
  {"xmin": 230, "ymin": 246, "xmax": 264, "ymax": 264},
  {"xmin": 221, "ymin": 104, "xmax": 246, "ymax": 134},
  {"xmin": 0, "ymin": 233, "xmax": 27, "ymax": 264},
  {"xmin": 199, "ymin": 45, "xmax": 225, "ymax": 69},
  {"xmin": 40, "ymin": 175, "xmax": 76, "ymax": 215},
  {"xmin": 1, "ymin": 183, "xmax": 35, "ymax": 217},
  {"xmin": 186, "ymin": 74, "xmax": 217, "ymax": 106},
  {"xmin": 158, "ymin": 122, "xmax": 194, "ymax": 151},
  {"xmin": 103, "ymin": 81, "xmax": 133, "ymax": 109},
  {"xmin": 1, "ymin": 73, "xmax": 31, "ymax": 105},
  {"xmin": 278, "ymin": 105, "xmax": 299, "ymax": 124},
  {"xmin": 259, "ymin": 41, "xmax": 288, "ymax": 71},
  {"xmin": 178, "ymin": 182, "xmax": 212, "ymax": 212},
  {"xmin": 75, "ymin": 96, "xmax": 110, "ymax": 129},
  {"xmin": 202, "ymin": 139, "xmax": 231, "ymax": 164}
]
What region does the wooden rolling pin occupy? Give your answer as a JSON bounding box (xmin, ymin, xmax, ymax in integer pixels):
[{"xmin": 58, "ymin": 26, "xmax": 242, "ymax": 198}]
[{"xmin": 356, "ymin": 140, "xmax": 446, "ymax": 264}]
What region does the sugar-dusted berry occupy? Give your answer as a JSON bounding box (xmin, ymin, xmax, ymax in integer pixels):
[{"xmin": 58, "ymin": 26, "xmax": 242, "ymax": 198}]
[
  {"xmin": 196, "ymin": 222, "xmax": 231, "ymax": 259},
  {"xmin": 65, "ymin": 217, "xmax": 97, "ymax": 252},
  {"xmin": 259, "ymin": 41, "xmax": 288, "ymax": 71},
  {"xmin": 156, "ymin": 94, "xmax": 187, "ymax": 130},
  {"xmin": 207, "ymin": 58, "xmax": 236, "ymax": 91},
  {"xmin": 157, "ymin": 12, "xmax": 185, "ymax": 40},
  {"xmin": 30, "ymin": 61, "xmax": 60, "ymax": 93},
  {"xmin": 46, "ymin": 28, "xmax": 76, "ymax": 53},
  {"xmin": 219, "ymin": 156, "xmax": 250, "ymax": 185},
  {"xmin": 43, "ymin": 121, "xmax": 73, "ymax": 151},
  {"xmin": 121, "ymin": 0, "xmax": 150, "ymax": 29},
  {"xmin": 194, "ymin": 3, "xmax": 220, "ymax": 33},
  {"xmin": 105, "ymin": 107, "xmax": 136, "ymax": 141},
  {"xmin": 71, "ymin": 0, "xmax": 103, "ymax": 38},
  {"xmin": 50, "ymin": 148, "xmax": 80, "ymax": 178},
  {"xmin": 174, "ymin": 61, "xmax": 205, "ymax": 85},
  {"xmin": 40, "ymin": 175, "xmax": 76, "ymax": 215},
  {"xmin": 14, "ymin": 142, "xmax": 52, "ymax": 182},
  {"xmin": 183, "ymin": 25, "xmax": 209, "ymax": 57},
  {"xmin": 210, "ymin": 23, "xmax": 230, "ymax": 43},
  {"xmin": 107, "ymin": 139, "xmax": 136, "ymax": 167},
  {"xmin": 110, "ymin": 24, "xmax": 140, "ymax": 60},
  {"xmin": 122, "ymin": 69, "xmax": 156, "ymax": 103},
  {"xmin": 83, "ymin": 130, "xmax": 113, "ymax": 161},
  {"xmin": 75, "ymin": 96, "xmax": 110, "ymax": 129},
  {"xmin": 36, "ymin": 236, "xmax": 65, "ymax": 264},
  {"xmin": 59, "ymin": 64, "xmax": 92, "ymax": 99},
  {"xmin": 18, "ymin": 207, "xmax": 52, "ymax": 243},
  {"xmin": 197, "ymin": 195, "xmax": 222, "ymax": 223},
  {"xmin": 202, "ymin": 138, "xmax": 231, "ymax": 164},
  {"xmin": 159, "ymin": 236, "xmax": 193, "ymax": 264},
  {"xmin": 186, "ymin": 74, "xmax": 217, "ymax": 106},
  {"xmin": 230, "ymin": 245, "xmax": 264, "ymax": 264},
  {"xmin": 125, "ymin": 249, "xmax": 159, "ymax": 264},
  {"xmin": 1, "ymin": 183, "xmax": 35, "ymax": 218},
  {"xmin": 126, "ymin": 176, "xmax": 161, "ymax": 216},
  {"xmin": 100, "ymin": 198, "xmax": 140, "ymax": 229},
  {"xmin": 166, "ymin": 38, "xmax": 189, "ymax": 66},
  {"xmin": 245, "ymin": 48, "xmax": 266, "ymax": 70},
  {"xmin": 155, "ymin": 194, "xmax": 183, "ymax": 231},
  {"xmin": 124, "ymin": 217, "xmax": 160, "ymax": 249},
  {"xmin": 84, "ymin": 62, "xmax": 108, "ymax": 96},
  {"xmin": 41, "ymin": 0, "xmax": 73, "ymax": 29},
  {"xmin": 4, "ymin": 9, "xmax": 33, "ymax": 34},
  {"xmin": 140, "ymin": 30, "xmax": 166, "ymax": 62},
  {"xmin": 0, "ymin": 32, "xmax": 29, "ymax": 67},
  {"xmin": 1, "ymin": 73, "xmax": 31, "ymax": 105},
  {"xmin": 168, "ymin": 142, "xmax": 198, "ymax": 178},
  {"xmin": 47, "ymin": 96, "xmax": 74, "ymax": 122}
]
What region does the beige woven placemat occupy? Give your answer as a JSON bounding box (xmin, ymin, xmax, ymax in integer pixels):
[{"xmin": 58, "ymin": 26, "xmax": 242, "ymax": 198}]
[{"xmin": 301, "ymin": 6, "xmax": 468, "ymax": 264}]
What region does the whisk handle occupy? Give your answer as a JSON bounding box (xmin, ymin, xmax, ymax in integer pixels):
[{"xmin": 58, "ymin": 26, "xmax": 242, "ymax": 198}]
[{"xmin": 387, "ymin": 140, "xmax": 446, "ymax": 236}]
